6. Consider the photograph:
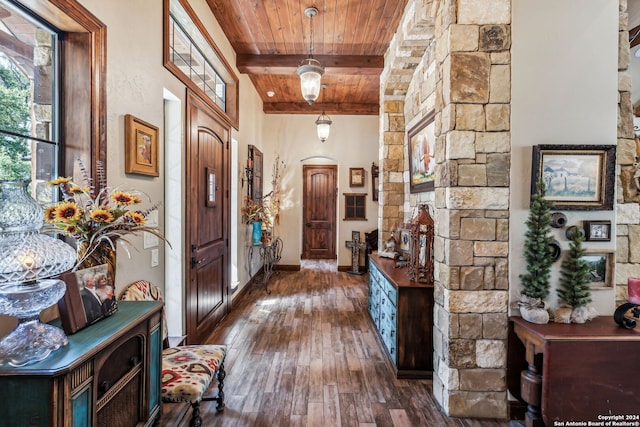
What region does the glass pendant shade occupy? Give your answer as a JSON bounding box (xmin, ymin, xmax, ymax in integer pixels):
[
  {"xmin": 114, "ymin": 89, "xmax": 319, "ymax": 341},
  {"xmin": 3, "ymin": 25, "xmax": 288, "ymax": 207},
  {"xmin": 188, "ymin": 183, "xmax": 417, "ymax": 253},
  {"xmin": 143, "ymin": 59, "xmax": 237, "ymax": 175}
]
[
  {"xmin": 0, "ymin": 180, "xmax": 76, "ymax": 367},
  {"xmin": 316, "ymin": 113, "xmax": 332, "ymax": 143},
  {"xmin": 297, "ymin": 58, "xmax": 324, "ymax": 104}
]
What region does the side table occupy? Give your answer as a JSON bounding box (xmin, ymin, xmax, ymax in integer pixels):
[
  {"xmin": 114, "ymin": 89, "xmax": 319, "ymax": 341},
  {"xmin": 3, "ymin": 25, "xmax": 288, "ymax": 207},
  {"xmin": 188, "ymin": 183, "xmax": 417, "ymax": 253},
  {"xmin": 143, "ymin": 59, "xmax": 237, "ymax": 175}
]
[{"xmin": 248, "ymin": 237, "xmax": 282, "ymax": 294}]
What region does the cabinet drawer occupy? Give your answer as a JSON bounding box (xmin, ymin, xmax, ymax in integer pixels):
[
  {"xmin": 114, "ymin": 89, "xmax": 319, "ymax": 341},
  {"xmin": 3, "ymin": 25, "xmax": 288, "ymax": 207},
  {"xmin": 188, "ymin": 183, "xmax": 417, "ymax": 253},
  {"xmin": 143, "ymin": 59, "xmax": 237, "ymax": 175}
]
[{"xmin": 380, "ymin": 278, "xmax": 397, "ymax": 307}]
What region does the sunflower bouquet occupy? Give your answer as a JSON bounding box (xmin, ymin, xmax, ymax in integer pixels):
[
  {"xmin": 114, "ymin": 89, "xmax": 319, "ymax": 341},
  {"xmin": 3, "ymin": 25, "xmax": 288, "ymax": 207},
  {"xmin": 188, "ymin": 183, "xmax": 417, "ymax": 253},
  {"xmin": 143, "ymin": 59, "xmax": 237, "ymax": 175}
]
[{"xmin": 44, "ymin": 160, "xmax": 165, "ymax": 269}]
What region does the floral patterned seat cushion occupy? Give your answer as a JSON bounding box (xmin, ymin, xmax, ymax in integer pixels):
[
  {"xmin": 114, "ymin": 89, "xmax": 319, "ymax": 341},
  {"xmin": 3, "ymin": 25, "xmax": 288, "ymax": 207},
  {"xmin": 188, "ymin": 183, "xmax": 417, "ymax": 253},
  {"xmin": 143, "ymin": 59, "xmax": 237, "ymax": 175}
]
[{"xmin": 161, "ymin": 344, "xmax": 227, "ymax": 403}]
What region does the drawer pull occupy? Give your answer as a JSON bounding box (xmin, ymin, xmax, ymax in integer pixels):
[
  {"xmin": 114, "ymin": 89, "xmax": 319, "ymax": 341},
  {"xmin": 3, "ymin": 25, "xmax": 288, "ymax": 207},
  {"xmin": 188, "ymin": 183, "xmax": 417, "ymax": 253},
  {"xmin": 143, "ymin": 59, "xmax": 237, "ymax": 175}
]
[
  {"xmin": 381, "ymin": 312, "xmax": 385, "ymax": 319},
  {"xmin": 130, "ymin": 356, "xmax": 140, "ymax": 366},
  {"xmin": 391, "ymin": 313, "xmax": 395, "ymax": 321},
  {"xmin": 100, "ymin": 381, "xmax": 111, "ymax": 392}
]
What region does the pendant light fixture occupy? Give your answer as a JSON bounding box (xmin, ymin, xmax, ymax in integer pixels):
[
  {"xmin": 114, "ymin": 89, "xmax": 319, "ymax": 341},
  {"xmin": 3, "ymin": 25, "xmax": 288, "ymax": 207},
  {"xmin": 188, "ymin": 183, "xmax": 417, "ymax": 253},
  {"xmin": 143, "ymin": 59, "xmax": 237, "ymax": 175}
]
[
  {"xmin": 316, "ymin": 84, "xmax": 332, "ymax": 143},
  {"xmin": 297, "ymin": 7, "xmax": 324, "ymax": 104}
]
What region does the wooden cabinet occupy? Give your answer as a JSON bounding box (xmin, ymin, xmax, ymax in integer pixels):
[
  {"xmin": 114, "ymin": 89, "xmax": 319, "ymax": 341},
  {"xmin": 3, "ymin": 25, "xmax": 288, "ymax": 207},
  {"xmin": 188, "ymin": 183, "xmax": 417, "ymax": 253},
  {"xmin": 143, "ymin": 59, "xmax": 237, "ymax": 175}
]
[
  {"xmin": 368, "ymin": 254, "xmax": 433, "ymax": 378},
  {"xmin": 508, "ymin": 316, "xmax": 640, "ymax": 426},
  {"xmin": 0, "ymin": 301, "xmax": 163, "ymax": 427}
]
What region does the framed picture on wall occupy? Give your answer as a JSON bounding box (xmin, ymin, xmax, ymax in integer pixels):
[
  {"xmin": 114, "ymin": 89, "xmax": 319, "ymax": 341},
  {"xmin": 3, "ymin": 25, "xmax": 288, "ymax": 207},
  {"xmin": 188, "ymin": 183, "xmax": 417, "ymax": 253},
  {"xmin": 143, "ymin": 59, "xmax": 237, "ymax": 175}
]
[
  {"xmin": 530, "ymin": 145, "xmax": 616, "ymax": 210},
  {"xmin": 583, "ymin": 220, "xmax": 612, "ymax": 241},
  {"xmin": 408, "ymin": 111, "xmax": 436, "ymax": 193},
  {"xmin": 125, "ymin": 114, "xmax": 159, "ymax": 177},
  {"xmin": 579, "ymin": 250, "xmax": 615, "ymax": 289},
  {"xmin": 349, "ymin": 168, "xmax": 365, "ymax": 187}
]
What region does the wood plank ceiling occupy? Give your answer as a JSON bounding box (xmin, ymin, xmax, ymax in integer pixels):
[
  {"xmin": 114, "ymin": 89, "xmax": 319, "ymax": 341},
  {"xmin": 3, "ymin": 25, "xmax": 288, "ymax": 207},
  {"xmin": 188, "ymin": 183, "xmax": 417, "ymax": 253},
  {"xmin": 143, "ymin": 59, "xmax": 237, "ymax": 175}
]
[{"xmin": 204, "ymin": 0, "xmax": 409, "ymax": 115}]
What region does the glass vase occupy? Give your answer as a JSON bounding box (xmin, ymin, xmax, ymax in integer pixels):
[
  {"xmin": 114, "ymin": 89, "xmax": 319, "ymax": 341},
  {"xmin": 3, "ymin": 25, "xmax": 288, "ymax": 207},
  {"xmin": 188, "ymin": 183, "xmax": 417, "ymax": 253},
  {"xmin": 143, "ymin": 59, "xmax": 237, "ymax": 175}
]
[
  {"xmin": 76, "ymin": 242, "xmax": 117, "ymax": 278},
  {"xmin": 252, "ymin": 221, "xmax": 262, "ymax": 245}
]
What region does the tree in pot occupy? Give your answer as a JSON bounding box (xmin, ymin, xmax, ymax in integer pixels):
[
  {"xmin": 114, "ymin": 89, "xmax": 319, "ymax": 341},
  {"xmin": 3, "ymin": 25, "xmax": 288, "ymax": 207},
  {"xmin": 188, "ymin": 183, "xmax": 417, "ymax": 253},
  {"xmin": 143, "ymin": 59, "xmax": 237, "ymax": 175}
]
[
  {"xmin": 555, "ymin": 227, "xmax": 597, "ymax": 323},
  {"xmin": 519, "ymin": 179, "xmax": 555, "ymax": 324}
]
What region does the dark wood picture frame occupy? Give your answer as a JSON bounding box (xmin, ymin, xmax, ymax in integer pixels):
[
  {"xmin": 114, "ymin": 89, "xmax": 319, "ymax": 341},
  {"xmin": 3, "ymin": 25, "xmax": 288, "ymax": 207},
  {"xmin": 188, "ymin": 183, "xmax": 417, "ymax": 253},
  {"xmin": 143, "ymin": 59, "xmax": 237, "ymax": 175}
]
[
  {"xmin": 584, "ymin": 220, "xmax": 612, "ymax": 242},
  {"xmin": 125, "ymin": 114, "xmax": 159, "ymax": 177},
  {"xmin": 530, "ymin": 144, "xmax": 616, "ymax": 210},
  {"xmin": 371, "ymin": 162, "xmax": 379, "ymax": 201},
  {"xmin": 397, "ymin": 227, "xmax": 411, "ymax": 255},
  {"xmin": 408, "ymin": 111, "xmax": 436, "ymax": 193},
  {"xmin": 579, "ymin": 250, "xmax": 615, "ymax": 289},
  {"xmin": 248, "ymin": 145, "xmax": 263, "ymax": 202},
  {"xmin": 58, "ymin": 264, "xmax": 118, "ymax": 334},
  {"xmin": 349, "ymin": 168, "xmax": 365, "ymax": 187}
]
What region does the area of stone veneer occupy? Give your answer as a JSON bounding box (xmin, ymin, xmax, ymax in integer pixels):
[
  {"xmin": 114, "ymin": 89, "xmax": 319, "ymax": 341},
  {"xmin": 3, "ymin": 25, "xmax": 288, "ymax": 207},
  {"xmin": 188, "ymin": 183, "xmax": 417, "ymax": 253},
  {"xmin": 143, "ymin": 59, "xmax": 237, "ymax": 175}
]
[
  {"xmin": 380, "ymin": 0, "xmax": 512, "ymax": 419},
  {"xmin": 617, "ymin": 0, "xmax": 640, "ymax": 303}
]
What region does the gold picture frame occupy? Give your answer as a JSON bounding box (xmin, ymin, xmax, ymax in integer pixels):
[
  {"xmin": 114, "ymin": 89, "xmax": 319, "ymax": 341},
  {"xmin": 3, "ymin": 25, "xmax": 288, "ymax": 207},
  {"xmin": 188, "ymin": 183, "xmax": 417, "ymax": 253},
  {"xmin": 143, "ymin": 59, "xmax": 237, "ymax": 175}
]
[{"xmin": 125, "ymin": 114, "xmax": 159, "ymax": 177}]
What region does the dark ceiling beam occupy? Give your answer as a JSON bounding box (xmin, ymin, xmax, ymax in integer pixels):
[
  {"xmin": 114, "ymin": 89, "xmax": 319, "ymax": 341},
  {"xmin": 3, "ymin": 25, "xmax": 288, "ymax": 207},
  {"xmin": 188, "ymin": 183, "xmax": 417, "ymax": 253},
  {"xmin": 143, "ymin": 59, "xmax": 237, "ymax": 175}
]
[
  {"xmin": 631, "ymin": 24, "xmax": 640, "ymax": 49},
  {"xmin": 237, "ymin": 54, "xmax": 383, "ymax": 75},
  {"xmin": 263, "ymin": 101, "xmax": 379, "ymax": 115},
  {"xmin": 0, "ymin": 31, "xmax": 34, "ymax": 64}
]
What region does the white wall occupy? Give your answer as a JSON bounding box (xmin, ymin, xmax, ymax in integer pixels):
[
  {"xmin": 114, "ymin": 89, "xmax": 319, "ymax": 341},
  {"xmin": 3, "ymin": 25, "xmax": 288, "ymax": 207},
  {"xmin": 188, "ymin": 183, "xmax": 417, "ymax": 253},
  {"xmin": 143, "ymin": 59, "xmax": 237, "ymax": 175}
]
[
  {"xmin": 511, "ymin": 0, "xmax": 619, "ymax": 314},
  {"xmin": 261, "ymin": 114, "xmax": 380, "ymax": 268},
  {"xmin": 76, "ymin": 0, "xmax": 265, "ymax": 305}
]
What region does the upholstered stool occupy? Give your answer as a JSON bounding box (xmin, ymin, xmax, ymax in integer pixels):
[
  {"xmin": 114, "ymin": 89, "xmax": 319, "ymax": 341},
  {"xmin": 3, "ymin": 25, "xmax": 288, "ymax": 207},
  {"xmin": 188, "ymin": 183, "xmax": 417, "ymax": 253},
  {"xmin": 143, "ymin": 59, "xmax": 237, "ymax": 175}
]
[{"xmin": 120, "ymin": 281, "xmax": 226, "ymax": 427}]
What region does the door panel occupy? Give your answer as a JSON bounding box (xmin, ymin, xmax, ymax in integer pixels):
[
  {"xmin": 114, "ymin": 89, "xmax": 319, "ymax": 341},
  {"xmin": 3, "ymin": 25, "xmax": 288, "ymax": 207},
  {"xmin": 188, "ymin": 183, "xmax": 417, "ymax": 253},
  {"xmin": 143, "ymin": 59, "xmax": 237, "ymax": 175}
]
[
  {"xmin": 186, "ymin": 90, "xmax": 230, "ymax": 344},
  {"xmin": 302, "ymin": 165, "xmax": 337, "ymax": 259}
]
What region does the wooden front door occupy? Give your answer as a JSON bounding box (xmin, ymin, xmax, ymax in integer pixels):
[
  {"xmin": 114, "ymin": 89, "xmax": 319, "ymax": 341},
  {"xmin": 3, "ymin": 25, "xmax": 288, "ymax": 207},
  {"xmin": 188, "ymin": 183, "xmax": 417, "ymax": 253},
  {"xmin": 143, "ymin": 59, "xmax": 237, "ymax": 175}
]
[
  {"xmin": 302, "ymin": 165, "xmax": 337, "ymax": 259},
  {"xmin": 185, "ymin": 90, "xmax": 230, "ymax": 344}
]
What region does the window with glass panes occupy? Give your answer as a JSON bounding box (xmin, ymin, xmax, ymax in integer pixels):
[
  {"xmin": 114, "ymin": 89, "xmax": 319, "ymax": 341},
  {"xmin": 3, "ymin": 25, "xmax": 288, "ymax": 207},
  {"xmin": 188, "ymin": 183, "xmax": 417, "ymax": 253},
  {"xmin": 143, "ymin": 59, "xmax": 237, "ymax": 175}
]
[{"xmin": 0, "ymin": 0, "xmax": 58, "ymax": 204}]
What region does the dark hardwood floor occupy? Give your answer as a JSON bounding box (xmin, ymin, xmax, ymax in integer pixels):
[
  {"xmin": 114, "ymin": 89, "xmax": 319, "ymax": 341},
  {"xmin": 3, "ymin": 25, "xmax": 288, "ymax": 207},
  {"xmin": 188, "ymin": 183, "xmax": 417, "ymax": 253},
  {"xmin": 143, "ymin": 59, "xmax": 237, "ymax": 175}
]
[{"xmin": 160, "ymin": 267, "xmax": 510, "ymax": 426}]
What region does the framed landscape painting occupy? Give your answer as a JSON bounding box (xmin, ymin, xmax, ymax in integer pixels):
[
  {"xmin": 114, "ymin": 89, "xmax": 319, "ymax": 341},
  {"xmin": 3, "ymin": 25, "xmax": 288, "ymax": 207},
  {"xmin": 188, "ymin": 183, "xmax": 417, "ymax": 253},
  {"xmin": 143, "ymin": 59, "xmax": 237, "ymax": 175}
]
[
  {"xmin": 408, "ymin": 111, "xmax": 436, "ymax": 193},
  {"xmin": 530, "ymin": 145, "xmax": 616, "ymax": 210}
]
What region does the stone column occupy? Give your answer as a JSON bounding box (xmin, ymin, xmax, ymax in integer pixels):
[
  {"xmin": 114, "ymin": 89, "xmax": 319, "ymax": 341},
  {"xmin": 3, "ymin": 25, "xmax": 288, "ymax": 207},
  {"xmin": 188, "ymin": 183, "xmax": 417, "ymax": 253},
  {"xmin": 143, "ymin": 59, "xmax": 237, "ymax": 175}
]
[
  {"xmin": 616, "ymin": 0, "xmax": 640, "ymax": 303},
  {"xmin": 431, "ymin": 0, "xmax": 511, "ymax": 418}
]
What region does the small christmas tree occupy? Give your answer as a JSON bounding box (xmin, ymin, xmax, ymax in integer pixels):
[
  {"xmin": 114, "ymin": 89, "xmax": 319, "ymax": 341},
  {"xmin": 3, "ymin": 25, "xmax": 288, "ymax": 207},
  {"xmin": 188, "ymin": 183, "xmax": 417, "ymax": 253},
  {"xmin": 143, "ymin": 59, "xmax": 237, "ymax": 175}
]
[
  {"xmin": 557, "ymin": 227, "xmax": 592, "ymax": 308},
  {"xmin": 519, "ymin": 179, "xmax": 555, "ymax": 301}
]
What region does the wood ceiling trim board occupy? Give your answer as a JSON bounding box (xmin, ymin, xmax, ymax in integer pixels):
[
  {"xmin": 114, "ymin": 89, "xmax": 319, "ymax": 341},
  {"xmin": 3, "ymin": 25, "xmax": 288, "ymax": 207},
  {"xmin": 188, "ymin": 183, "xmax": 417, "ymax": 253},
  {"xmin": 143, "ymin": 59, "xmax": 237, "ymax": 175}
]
[
  {"xmin": 345, "ymin": 0, "xmax": 366, "ymax": 54},
  {"xmin": 264, "ymin": 0, "xmax": 287, "ymax": 55},
  {"xmin": 364, "ymin": 0, "xmax": 397, "ymax": 55},
  {"xmin": 206, "ymin": 0, "xmax": 257, "ymax": 54},
  {"xmin": 236, "ymin": 54, "xmax": 383, "ymax": 75},
  {"xmin": 248, "ymin": 1, "xmax": 277, "ymax": 54},
  {"xmin": 324, "ymin": 0, "xmax": 340, "ymax": 55},
  {"xmin": 263, "ymin": 101, "xmax": 379, "ymax": 115}
]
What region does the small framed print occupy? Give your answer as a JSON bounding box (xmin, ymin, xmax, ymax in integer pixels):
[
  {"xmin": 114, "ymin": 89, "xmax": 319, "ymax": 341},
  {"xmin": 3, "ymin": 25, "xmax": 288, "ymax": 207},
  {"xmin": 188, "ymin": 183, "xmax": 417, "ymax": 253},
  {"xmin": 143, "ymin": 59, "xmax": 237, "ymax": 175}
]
[
  {"xmin": 125, "ymin": 114, "xmax": 159, "ymax": 177},
  {"xmin": 579, "ymin": 250, "xmax": 615, "ymax": 289},
  {"xmin": 398, "ymin": 227, "xmax": 411, "ymax": 255},
  {"xmin": 349, "ymin": 168, "xmax": 365, "ymax": 187},
  {"xmin": 584, "ymin": 220, "xmax": 612, "ymax": 242}
]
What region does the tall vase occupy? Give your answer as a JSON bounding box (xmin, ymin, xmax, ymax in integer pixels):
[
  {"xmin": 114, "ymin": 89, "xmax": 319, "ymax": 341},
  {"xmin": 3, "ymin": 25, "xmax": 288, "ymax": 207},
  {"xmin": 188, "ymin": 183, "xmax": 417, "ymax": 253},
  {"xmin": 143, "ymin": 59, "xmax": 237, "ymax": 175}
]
[
  {"xmin": 76, "ymin": 242, "xmax": 117, "ymax": 279},
  {"xmin": 252, "ymin": 221, "xmax": 262, "ymax": 245}
]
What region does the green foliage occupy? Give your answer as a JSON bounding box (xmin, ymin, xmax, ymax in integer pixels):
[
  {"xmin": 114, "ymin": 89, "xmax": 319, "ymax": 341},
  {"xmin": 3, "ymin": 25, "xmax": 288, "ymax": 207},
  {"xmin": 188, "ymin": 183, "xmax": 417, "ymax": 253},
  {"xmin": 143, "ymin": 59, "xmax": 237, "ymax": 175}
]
[
  {"xmin": 519, "ymin": 179, "xmax": 554, "ymax": 300},
  {"xmin": 0, "ymin": 55, "xmax": 31, "ymax": 180},
  {"xmin": 557, "ymin": 228, "xmax": 592, "ymax": 308}
]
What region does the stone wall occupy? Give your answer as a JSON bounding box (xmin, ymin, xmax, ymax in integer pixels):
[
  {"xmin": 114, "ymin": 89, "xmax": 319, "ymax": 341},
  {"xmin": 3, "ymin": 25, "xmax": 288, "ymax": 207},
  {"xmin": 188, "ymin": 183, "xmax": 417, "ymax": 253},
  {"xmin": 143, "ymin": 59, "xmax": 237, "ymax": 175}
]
[
  {"xmin": 430, "ymin": 0, "xmax": 511, "ymax": 417},
  {"xmin": 379, "ymin": 0, "xmax": 512, "ymax": 418},
  {"xmin": 617, "ymin": 0, "xmax": 640, "ymax": 303}
]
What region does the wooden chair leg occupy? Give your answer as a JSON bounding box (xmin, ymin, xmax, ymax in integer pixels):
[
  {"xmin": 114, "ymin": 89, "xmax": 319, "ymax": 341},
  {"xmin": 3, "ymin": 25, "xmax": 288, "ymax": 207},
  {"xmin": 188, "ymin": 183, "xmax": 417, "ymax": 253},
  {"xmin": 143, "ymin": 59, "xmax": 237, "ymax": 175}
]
[
  {"xmin": 189, "ymin": 401, "xmax": 202, "ymax": 427},
  {"xmin": 216, "ymin": 361, "xmax": 226, "ymax": 412},
  {"xmin": 202, "ymin": 360, "xmax": 226, "ymax": 413}
]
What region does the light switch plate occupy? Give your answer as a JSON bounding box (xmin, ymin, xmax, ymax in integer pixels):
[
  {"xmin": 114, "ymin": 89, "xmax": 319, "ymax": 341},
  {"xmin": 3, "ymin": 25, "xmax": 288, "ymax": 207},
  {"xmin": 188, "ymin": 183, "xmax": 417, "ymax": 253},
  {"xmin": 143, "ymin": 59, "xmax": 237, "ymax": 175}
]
[
  {"xmin": 143, "ymin": 231, "xmax": 159, "ymax": 249},
  {"xmin": 151, "ymin": 249, "xmax": 159, "ymax": 267}
]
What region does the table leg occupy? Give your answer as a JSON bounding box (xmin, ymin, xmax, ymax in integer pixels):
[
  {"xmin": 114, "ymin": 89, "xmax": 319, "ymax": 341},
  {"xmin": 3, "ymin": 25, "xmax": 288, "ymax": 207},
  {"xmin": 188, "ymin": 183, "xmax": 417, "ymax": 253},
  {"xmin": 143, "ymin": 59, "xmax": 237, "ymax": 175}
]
[{"xmin": 520, "ymin": 362, "xmax": 544, "ymax": 427}]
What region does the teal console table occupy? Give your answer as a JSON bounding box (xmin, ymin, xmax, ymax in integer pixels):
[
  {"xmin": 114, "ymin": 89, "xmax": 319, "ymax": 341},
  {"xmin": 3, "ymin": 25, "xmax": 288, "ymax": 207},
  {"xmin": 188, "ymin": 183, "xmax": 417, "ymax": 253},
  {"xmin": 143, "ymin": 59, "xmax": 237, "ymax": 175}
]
[{"xmin": 0, "ymin": 301, "xmax": 163, "ymax": 427}]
